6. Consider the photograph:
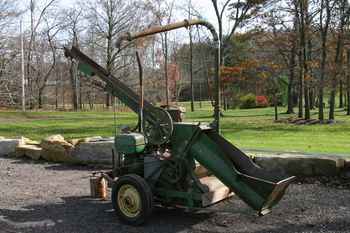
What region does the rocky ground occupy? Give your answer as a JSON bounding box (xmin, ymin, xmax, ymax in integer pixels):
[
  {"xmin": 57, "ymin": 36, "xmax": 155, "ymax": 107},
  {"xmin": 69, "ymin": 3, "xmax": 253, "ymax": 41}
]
[{"xmin": 1, "ymin": 156, "xmax": 350, "ymax": 233}]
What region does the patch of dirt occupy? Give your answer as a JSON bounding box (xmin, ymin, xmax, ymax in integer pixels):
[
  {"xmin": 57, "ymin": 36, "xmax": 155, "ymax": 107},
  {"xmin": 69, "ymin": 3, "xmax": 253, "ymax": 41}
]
[{"xmin": 1, "ymin": 156, "xmax": 350, "ymax": 233}]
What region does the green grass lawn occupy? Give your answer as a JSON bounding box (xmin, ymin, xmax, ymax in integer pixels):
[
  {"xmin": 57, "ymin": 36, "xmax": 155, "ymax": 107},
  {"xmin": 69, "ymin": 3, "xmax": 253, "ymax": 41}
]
[{"xmin": 1, "ymin": 103, "xmax": 350, "ymax": 155}]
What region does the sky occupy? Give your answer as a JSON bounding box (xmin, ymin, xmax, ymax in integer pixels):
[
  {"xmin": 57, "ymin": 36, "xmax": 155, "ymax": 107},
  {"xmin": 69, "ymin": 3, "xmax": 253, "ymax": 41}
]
[
  {"xmin": 57, "ymin": 0, "xmax": 230, "ymax": 33},
  {"xmin": 13, "ymin": 0, "xmax": 232, "ymax": 40}
]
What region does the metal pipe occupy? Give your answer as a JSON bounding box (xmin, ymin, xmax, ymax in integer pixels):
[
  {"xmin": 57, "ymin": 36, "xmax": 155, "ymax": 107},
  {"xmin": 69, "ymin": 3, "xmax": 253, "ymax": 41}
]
[
  {"xmin": 136, "ymin": 51, "xmax": 144, "ymax": 132},
  {"xmin": 116, "ymin": 19, "xmax": 221, "ymax": 132}
]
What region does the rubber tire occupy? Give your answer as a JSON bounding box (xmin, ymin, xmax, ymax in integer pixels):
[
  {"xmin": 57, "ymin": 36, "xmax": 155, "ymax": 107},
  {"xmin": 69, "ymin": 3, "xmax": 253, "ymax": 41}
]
[{"xmin": 112, "ymin": 174, "xmax": 153, "ymax": 226}]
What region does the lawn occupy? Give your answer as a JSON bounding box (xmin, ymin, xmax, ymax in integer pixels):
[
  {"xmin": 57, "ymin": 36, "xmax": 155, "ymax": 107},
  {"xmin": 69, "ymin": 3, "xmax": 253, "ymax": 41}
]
[{"xmin": 1, "ymin": 103, "xmax": 350, "ymax": 155}]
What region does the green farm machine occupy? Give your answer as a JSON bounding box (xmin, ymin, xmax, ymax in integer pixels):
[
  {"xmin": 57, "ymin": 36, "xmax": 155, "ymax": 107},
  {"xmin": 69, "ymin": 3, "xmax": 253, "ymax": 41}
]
[{"xmin": 64, "ymin": 20, "xmax": 295, "ymax": 226}]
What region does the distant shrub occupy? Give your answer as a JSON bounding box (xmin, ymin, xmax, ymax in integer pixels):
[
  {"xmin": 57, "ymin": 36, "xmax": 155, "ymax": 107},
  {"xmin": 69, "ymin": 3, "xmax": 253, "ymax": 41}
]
[
  {"xmin": 256, "ymin": 95, "xmax": 269, "ymax": 108},
  {"xmin": 239, "ymin": 93, "xmax": 256, "ymax": 109}
]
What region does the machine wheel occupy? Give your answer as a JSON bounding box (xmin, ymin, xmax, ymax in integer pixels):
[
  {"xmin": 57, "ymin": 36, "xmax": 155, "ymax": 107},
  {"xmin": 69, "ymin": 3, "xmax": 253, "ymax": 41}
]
[
  {"xmin": 112, "ymin": 174, "xmax": 153, "ymax": 225},
  {"xmin": 143, "ymin": 107, "xmax": 173, "ymax": 145}
]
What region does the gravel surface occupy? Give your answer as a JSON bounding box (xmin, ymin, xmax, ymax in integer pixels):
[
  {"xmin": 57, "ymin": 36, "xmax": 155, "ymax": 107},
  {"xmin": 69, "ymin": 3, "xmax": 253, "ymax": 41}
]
[{"xmin": 1, "ymin": 156, "xmax": 350, "ymax": 233}]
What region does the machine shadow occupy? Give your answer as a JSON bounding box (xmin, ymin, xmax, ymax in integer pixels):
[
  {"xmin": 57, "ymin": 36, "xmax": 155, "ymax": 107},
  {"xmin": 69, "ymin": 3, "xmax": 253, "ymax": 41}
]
[{"xmin": 0, "ymin": 196, "xmax": 212, "ymax": 233}]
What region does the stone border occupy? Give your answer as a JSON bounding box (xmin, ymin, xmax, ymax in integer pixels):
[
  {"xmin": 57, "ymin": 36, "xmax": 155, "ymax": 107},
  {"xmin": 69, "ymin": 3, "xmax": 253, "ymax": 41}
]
[
  {"xmin": 0, "ymin": 135, "xmax": 115, "ymax": 165},
  {"xmin": 1, "ymin": 136, "xmax": 349, "ymax": 177},
  {"xmin": 247, "ymin": 151, "xmax": 348, "ymax": 177}
]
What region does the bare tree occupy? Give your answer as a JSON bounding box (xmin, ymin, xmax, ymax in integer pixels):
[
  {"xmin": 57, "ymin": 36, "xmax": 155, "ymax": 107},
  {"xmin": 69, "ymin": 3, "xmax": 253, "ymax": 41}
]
[
  {"xmin": 0, "ymin": 0, "xmax": 21, "ymax": 107},
  {"xmin": 329, "ymin": 0, "xmax": 348, "ymax": 121},
  {"xmin": 211, "ymin": 0, "xmax": 269, "ymax": 64},
  {"xmin": 298, "ymin": 0, "xmax": 311, "ymax": 120},
  {"xmin": 27, "ymin": 0, "xmax": 57, "ymax": 108},
  {"xmin": 264, "ymin": 6, "xmax": 298, "ymax": 114},
  {"xmin": 64, "ymin": 7, "xmax": 83, "ymax": 110},
  {"xmin": 347, "ymin": 49, "xmax": 350, "ymax": 115},
  {"xmin": 318, "ymin": 0, "xmax": 334, "ymax": 121},
  {"xmin": 85, "ymin": 0, "xmax": 137, "ymax": 108},
  {"xmin": 210, "ymin": 0, "xmax": 231, "ymax": 64},
  {"xmin": 144, "ymin": 0, "xmax": 176, "ymax": 106},
  {"xmin": 0, "ymin": 0, "xmax": 21, "ymax": 30}
]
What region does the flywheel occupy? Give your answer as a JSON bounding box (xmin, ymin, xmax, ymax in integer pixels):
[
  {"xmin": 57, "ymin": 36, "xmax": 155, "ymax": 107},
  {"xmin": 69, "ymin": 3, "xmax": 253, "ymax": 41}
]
[{"xmin": 143, "ymin": 107, "xmax": 173, "ymax": 145}]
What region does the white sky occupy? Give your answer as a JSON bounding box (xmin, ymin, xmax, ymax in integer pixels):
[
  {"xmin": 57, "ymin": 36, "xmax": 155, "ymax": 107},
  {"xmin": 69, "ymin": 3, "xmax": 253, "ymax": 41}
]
[
  {"xmin": 57, "ymin": 0, "xmax": 228, "ymax": 32},
  {"xmin": 14, "ymin": 0, "xmax": 231, "ymax": 39}
]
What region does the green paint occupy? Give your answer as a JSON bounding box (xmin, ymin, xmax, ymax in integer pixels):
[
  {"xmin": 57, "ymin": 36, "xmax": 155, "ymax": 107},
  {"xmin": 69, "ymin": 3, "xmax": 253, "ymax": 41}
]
[
  {"xmin": 115, "ymin": 133, "xmax": 145, "ymax": 154},
  {"xmin": 170, "ymin": 123, "xmax": 293, "ymax": 213}
]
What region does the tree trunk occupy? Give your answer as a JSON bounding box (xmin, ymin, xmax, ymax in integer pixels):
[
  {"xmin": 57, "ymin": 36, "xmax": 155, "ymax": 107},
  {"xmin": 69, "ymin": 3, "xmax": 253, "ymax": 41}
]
[
  {"xmin": 307, "ymin": 36, "xmax": 314, "ymax": 111},
  {"xmin": 309, "ymin": 88, "xmax": 315, "ymax": 110},
  {"xmin": 38, "ymin": 88, "xmax": 43, "ymax": 109},
  {"xmin": 199, "ymin": 82, "xmax": 202, "ymax": 108},
  {"xmin": 347, "ymin": 49, "xmax": 350, "ymax": 115},
  {"xmin": 304, "ymin": 85, "xmax": 310, "ymax": 120},
  {"xmin": 55, "ymin": 71, "xmax": 59, "ymax": 110},
  {"xmin": 104, "ymin": 92, "xmax": 110, "ymax": 108},
  {"xmin": 79, "ymin": 78, "xmax": 83, "ymax": 110},
  {"xmin": 300, "ymin": 0, "xmax": 310, "ymax": 120},
  {"xmin": 347, "ymin": 80, "xmax": 350, "ymax": 115},
  {"xmin": 106, "ymin": 94, "xmax": 111, "ymax": 108},
  {"xmin": 318, "ymin": 0, "xmax": 330, "ymax": 122},
  {"xmin": 329, "ymin": 0, "xmax": 346, "ymax": 121},
  {"xmin": 329, "ymin": 88, "xmax": 336, "ymax": 121},
  {"xmin": 339, "ymin": 80, "xmax": 343, "ymax": 108},
  {"xmin": 274, "ymin": 95, "xmax": 278, "ymax": 121},
  {"xmin": 287, "ymin": 39, "xmax": 296, "ymax": 114},
  {"xmin": 298, "ymin": 53, "xmax": 304, "ymax": 118},
  {"xmin": 69, "ymin": 61, "xmax": 79, "ymax": 111}
]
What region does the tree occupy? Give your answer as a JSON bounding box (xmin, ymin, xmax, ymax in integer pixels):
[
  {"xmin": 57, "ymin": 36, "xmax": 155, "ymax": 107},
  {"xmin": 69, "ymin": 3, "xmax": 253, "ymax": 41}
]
[
  {"xmin": 85, "ymin": 0, "xmax": 137, "ymax": 108},
  {"xmin": 299, "ymin": 0, "xmax": 310, "ymax": 120},
  {"xmin": 27, "ymin": 0, "xmax": 57, "ymax": 108},
  {"xmin": 263, "ymin": 5, "xmax": 298, "ymax": 114},
  {"xmin": 211, "ymin": 0, "xmax": 270, "ymax": 64},
  {"xmin": 0, "ymin": 0, "xmax": 20, "ymax": 30},
  {"xmin": 329, "ymin": 0, "xmax": 348, "ymax": 121},
  {"xmin": 211, "ymin": 0, "xmax": 269, "ymax": 111},
  {"xmin": 0, "ymin": 1, "xmax": 21, "ymax": 107},
  {"xmin": 183, "ymin": 0, "xmax": 202, "ymax": 111},
  {"xmin": 64, "ymin": 7, "xmax": 83, "ymax": 110},
  {"xmin": 145, "ymin": 0, "xmax": 176, "ymax": 106},
  {"xmin": 318, "ymin": 0, "xmax": 333, "ymax": 121},
  {"xmin": 347, "ymin": 49, "xmax": 350, "ymax": 115},
  {"xmin": 36, "ymin": 15, "xmax": 62, "ymax": 108}
]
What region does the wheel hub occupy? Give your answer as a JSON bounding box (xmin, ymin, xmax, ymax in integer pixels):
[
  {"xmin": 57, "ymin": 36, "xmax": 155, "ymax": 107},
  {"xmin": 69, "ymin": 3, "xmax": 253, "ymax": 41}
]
[{"xmin": 117, "ymin": 184, "xmax": 141, "ymax": 218}]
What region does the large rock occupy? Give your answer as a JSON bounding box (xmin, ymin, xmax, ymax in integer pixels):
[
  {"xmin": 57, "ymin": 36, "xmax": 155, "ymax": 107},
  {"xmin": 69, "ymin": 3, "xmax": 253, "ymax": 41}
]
[
  {"xmin": 40, "ymin": 135, "xmax": 75, "ymax": 162},
  {"xmin": 16, "ymin": 144, "xmax": 42, "ymax": 160},
  {"xmin": 254, "ymin": 153, "xmax": 345, "ymax": 177},
  {"xmin": 72, "ymin": 139, "xmax": 115, "ymax": 164},
  {"xmin": 68, "ymin": 136, "xmax": 105, "ymax": 146},
  {"xmin": 0, "ymin": 138, "xmax": 23, "ymax": 157},
  {"xmin": 19, "ymin": 137, "xmax": 40, "ymax": 146}
]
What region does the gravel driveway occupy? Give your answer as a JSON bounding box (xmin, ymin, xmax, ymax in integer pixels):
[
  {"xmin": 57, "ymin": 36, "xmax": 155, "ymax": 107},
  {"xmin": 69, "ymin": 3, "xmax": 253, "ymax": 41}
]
[{"xmin": 1, "ymin": 156, "xmax": 350, "ymax": 233}]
